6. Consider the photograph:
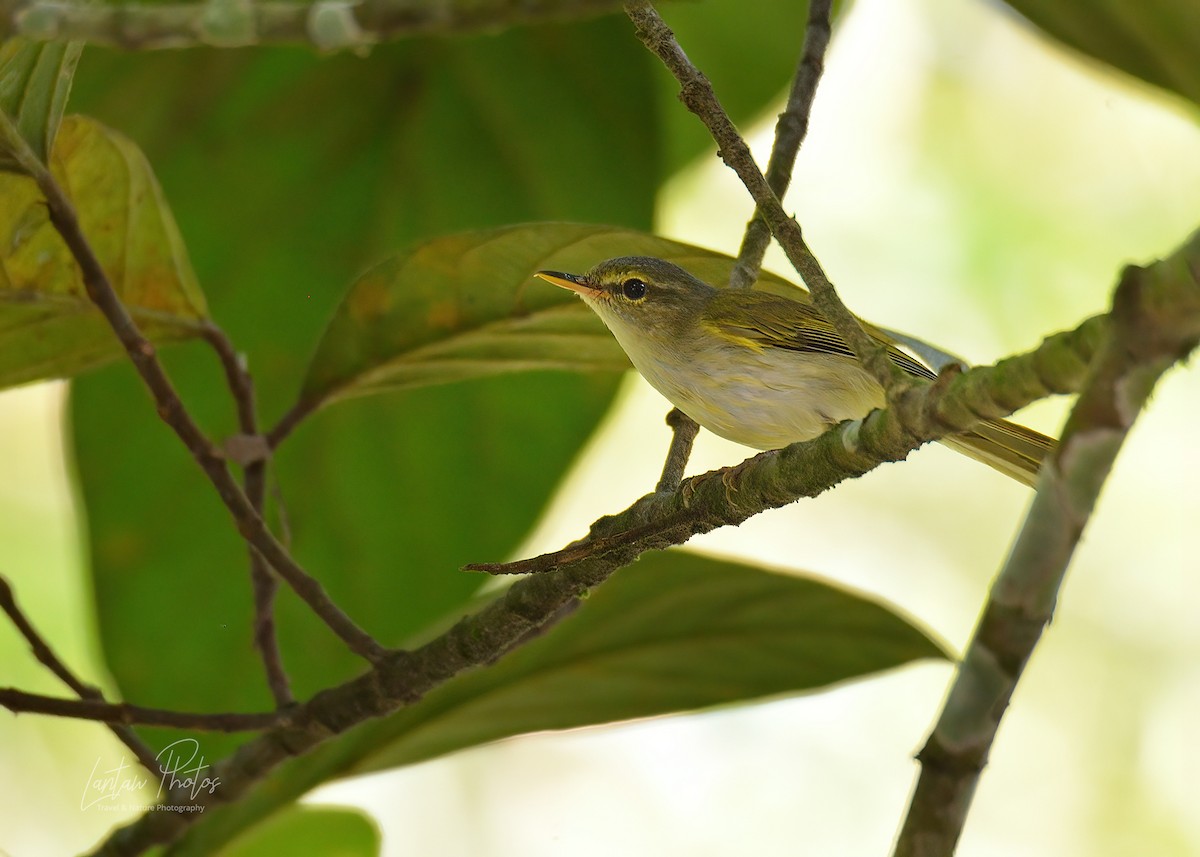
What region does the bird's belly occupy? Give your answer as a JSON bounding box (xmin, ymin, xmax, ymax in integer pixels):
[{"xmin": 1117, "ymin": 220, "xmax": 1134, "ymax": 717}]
[{"xmin": 636, "ymin": 349, "xmax": 885, "ymax": 450}]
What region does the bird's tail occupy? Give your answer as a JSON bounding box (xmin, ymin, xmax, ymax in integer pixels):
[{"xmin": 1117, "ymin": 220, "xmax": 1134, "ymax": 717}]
[{"xmin": 940, "ymin": 419, "xmax": 1056, "ymax": 487}]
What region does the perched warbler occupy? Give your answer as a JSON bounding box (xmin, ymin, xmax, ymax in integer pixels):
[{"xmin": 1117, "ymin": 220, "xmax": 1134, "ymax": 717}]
[{"xmin": 536, "ymin": 256, "xmax": 1053, "ymax": 486}]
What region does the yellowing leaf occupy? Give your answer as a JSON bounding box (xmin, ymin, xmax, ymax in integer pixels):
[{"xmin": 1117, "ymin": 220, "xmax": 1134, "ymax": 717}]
[{"xmin": 0, "ymin": 115, "xmax": 208, "ymax": 389}]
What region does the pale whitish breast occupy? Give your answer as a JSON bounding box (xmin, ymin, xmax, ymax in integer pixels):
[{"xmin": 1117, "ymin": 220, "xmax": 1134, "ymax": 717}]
[{"xmin": 627, "ymin": 335, "xmax": 885, "ymax": 451}]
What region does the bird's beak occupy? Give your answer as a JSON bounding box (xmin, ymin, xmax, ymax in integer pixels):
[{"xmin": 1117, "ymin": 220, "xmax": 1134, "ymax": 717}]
[{"xmin": 535, "ymin": 270, "xmax": 604, "ymax": 299}]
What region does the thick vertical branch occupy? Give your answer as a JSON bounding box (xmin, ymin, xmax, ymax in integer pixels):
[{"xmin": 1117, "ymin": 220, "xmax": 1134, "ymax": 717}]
[{"xmin": 893, "ymin": 235, "xmax": 1200, "ymax": 856}]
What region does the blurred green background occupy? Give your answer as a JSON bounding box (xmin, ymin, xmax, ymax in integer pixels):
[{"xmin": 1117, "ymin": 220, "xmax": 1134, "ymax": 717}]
[{"xmin": 2, "ymin": 0, "xmax": 1199, "ymax": 854}]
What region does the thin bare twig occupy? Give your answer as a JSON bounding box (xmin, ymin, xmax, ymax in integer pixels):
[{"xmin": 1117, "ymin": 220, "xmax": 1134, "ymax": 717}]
[
  {"xmin": 200, "ymin": 324, "xmax": 256, "ymax": 435},
  {"xmin": 200, "ymin": 325, "xmax": 294, "ymax": 706},
  {"xmin": 265, "ymin": 397, "xmax": 318, "ymax": 450},
  {"xmin": 893, "ymin": 249, "xmax": 1200, "ymax": 856},
  {"xmin": 0, "ymin": 576, "xmax": 161, "ymax": 773},
  {"xmin": 0, "ymin": 687, "xmax": 281, "ymax": 732},
  {"xmin": 0, "ymin": 109, "xmax": 386, "ymax": 664},
  {"xmin": 244, "ymin": 476, "xmax": 293, "ymax": 704},
  {"xmin": 730, "ymin": 0, "xmax": 833, "ymax": 290},
  {"xmin": 624, "ymin": 1, "xmax": 903, "ymax": 398}
]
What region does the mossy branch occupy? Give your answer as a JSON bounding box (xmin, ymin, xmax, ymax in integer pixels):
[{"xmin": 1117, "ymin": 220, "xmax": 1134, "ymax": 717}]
[
  {"xmin": 1, "ymin": 0, "xmax": 625, "ymax": 51},
  {"xmin": 893, "ymin": 229, "xmax": 1200, "ymax": 857}
]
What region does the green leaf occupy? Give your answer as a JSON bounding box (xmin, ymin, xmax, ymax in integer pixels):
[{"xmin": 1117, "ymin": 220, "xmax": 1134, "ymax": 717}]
[
  {"xmin": 356, "ymin": 550, "xmax": 947, "ymax": 774},
  {"xmin": 1004, "ymin": 0, "xmax": 1200, "ymax": 107},
  {"xmin": 168, "ymin": 551, "xmax": 947, "ymax": 853},
  {"xmin": 67, "ymin": 19, "xmax": 657, "ymax": 757},
  {"xmin": 221, "ymin": 805, "xmax": 380, "ymax": 857},
  {"xmin": 301, "ymin": 222, "xmax": 808, "ymax": 408},
  {"xmin": 0, "ymin": 38, "xmax": 82, "ymax": 171},
  {"xmin": 0, "ymin": 114, "xmax": 207, "ymax": 390}
]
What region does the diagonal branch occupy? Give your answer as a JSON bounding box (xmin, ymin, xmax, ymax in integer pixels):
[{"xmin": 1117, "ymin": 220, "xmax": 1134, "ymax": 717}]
[
  {"xmin": 893, "ymin": 237, "xmax": 1200, "ymax": 856},
  {"xmin": 0, "ymin": 575, "xmax": 161, "ymax": 774},
  {"xmin": 625, "ymin": 1, "xmax": 905, "ymax": 398},
  {"xmin": 730, "ymin": 0, "xmax": 833, "ymax": 290},
  {"xmin": 0, "ymin": 109, "xmax": 385, "ymax": 664}
]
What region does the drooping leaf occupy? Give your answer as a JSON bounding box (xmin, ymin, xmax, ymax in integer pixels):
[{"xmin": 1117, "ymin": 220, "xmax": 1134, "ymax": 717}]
[
  {"xmin": 0, "ymin": 115, "xmax": 207, "ymax": 390},
  {"xmin": 220, "ymin": 805, "xmax": 379, "ymax": 857},
  {"xmin": 67, "ymin": 19, "xmax": 657, "ymax": 757},
  {"xmin": 168, "ymin": 550, "xmax": 947, "ymax": 853},
  {"xmin": 300, "ymin": 222, "xmax": 807, "ymax": 408},
  {"xmin": 0, "ymin": 38, "xmax": 82, "ymax": 171},
  {"xmin": 1004, "ymin": 0, "xmax": 1200, "ymax": 108},
  {"xmin": 355, "ymin": 550, "xmax": 947, "ymax": 774}
]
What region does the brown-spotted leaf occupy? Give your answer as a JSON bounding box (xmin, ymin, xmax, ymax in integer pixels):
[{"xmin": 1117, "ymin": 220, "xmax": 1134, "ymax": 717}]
[
  {"xmin": 0, "ymin": 38, "xmax": 82, "ymax": 172},
  {"xmin": 0, "ymin": 115, "xmax": 207, "ymax": 389},
  {"xmin": 1004, "ymin": 0, "xmax": 1200, "ymax": 108},
  {"xmin": 301, "ymin": 222, "xmax": 806, "ymax": 407}
]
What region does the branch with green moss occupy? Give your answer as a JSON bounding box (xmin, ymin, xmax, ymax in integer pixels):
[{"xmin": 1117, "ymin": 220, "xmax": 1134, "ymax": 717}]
[
  {"xmin": 0, "ymin": 0, "xmax": 625, "ymax": 50},
  {"xmin": 469, "ymin": 310, "xmax": 1108, "ymax": 575},
  {"xmin": 893, "ymin": 236, "xmax": 1200, "ymax": 857}
]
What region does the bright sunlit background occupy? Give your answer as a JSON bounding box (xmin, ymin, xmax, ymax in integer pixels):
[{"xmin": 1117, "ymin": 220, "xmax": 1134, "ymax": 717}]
[{"xmin": 3, "ymin": 0, "xmax": 1199, "ymax": 854}]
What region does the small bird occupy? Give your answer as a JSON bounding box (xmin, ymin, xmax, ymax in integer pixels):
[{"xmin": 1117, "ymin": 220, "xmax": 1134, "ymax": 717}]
[{"xmin": 536, "ymin": 256, "xmax": 1054, "ymax": 486}]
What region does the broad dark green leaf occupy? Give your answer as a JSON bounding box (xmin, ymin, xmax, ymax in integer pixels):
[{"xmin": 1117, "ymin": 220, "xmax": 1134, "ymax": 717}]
[
  {"xmin": 169, "ymin": 551, "xmax": 947, "ymax": 853},
  {"xmin": 302, "ymin": 222, "xmax": 808, "ymax": 407},
  {"xmin": 221, "ymin": 806, "xmax": 379, "ymax": 857},
  {"xmin": 356, "ymin": 550, "xmax": 946, "ymax": 775},
  {"xmin": 1004, "ymin": 0, "xmax": 1200, "ymax": 108},
  {"xmin": 0, "ymin": 37, "xmax": 81, "ymax": 171},
  {"xmin": 68, "ymin": 19, "xmax": 657, "ymax": 756},
  {"xmin": 0, "ymin": 115, "xmax": 207, "ymax": 389}
]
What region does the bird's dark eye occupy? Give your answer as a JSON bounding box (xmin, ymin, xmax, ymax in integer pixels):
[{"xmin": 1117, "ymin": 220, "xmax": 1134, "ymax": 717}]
[{"xmin": 621, "ymin": 278, "xmax": 647, "ymax": 300}]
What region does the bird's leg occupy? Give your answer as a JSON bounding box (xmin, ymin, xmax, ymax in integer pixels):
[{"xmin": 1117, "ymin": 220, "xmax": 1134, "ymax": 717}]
[{"xmin": 655, "ymin": 408, "xmax": 701, "ymax": 492}]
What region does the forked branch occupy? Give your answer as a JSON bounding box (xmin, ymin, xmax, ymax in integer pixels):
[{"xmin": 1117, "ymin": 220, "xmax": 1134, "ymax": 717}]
[{"xmin": 0, "ymin": 109, "xmax": 385, "ymax": 665}]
